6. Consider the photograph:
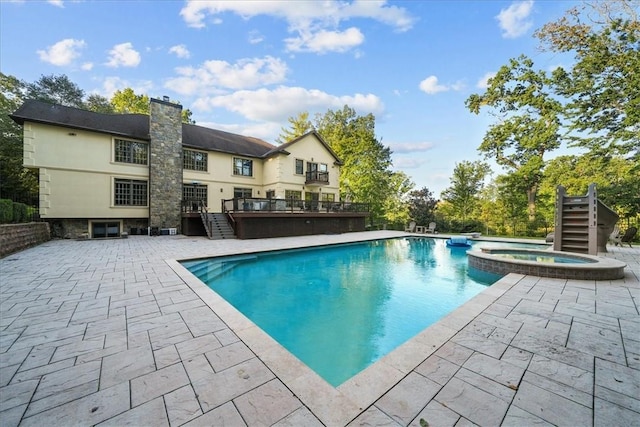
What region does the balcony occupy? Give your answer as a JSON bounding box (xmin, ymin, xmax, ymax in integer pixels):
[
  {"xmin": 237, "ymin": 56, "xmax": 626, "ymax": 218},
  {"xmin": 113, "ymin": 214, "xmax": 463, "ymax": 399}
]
[
  {"xmin": 305, "ymin": 170, "xmax": 329, "ymax": 185},
  {"xmin": 222, "ymin": 198, "xmax": 369, "ymax": 214}
]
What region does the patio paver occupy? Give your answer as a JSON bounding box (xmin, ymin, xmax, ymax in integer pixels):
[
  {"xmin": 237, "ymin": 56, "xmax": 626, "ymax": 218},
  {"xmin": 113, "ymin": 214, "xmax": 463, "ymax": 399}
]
[{"xmin": 1, "ymin": 231, "xmax": 638, "ymax": 426}]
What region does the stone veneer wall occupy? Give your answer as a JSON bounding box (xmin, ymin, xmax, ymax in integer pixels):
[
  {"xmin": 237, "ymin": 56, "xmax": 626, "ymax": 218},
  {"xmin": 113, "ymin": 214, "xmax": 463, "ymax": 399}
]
[
  {"xmin": 149, "ymin": 98, "xmax": 183, "ymax": 232},
  {"xmin": 0, "ymin": 222, "xmax": 50, "ymax": 258}
]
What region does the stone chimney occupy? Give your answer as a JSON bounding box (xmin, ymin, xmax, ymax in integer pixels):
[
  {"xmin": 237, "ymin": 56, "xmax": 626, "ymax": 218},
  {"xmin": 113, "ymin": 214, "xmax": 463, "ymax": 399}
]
[{"xmin": 149, "ymin": 97, "xmax": 183, "ymax": 232}]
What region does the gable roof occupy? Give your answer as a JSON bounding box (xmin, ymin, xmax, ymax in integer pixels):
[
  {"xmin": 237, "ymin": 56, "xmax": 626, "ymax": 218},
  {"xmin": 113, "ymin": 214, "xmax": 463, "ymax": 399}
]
[
  {"xmin": 263, "ymin": 131, "xmax": 343, "ymax": 165},
  {"xmin": 10, "ymin": 99, "xmax": 278, "ymax": 158}
]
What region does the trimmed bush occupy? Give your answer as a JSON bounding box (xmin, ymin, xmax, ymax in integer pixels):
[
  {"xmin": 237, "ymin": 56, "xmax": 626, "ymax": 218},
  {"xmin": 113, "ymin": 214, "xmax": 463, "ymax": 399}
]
[
  {"xmin": 13, "ymin": 202, "xmax": 28, "ymax": 223},
  {"xmin": 0, "ymin": 199, "xmax": 13, "ymax": 223}
]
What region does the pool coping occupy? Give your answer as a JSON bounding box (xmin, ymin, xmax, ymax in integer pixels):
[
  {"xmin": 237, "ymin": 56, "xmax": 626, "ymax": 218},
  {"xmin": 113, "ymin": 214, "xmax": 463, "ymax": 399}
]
[
  {"xmin": 468, "ymin": 248, "xmax": 627, "ymax": 280},
  {"xmin": 167, "ymin": 234, "xmax": 525, "ymax": 425}
]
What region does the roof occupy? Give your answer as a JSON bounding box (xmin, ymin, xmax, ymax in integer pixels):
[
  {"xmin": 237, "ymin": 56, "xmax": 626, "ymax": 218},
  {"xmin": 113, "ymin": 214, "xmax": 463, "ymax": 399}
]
[
  {"xmin": 263, "ymin": 131, "xmax": 343, "ymax": 165},
  {"xmin": 10, "ymin": 99, "xmax": 278, "ymax": 158}
]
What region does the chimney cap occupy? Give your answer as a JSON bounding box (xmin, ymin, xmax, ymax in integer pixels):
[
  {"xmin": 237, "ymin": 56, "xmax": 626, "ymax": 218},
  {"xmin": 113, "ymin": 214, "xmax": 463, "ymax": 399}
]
[{"xmin": 163, "ymin": 96, "xmax": 170, "ymax": 102}]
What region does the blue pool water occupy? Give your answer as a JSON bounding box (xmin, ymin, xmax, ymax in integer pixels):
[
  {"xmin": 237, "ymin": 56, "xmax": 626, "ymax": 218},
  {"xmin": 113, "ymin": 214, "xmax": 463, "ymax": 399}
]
[{"xmin": 182, "ymin": 237, "xmax": 544, "ymax": 386}]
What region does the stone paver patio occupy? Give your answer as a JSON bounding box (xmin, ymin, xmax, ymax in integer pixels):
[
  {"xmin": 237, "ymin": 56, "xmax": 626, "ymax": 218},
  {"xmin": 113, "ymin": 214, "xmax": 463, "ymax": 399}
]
[{"xmin": 1, "ymin": 231, "xmax": 638, "ymax": 426}]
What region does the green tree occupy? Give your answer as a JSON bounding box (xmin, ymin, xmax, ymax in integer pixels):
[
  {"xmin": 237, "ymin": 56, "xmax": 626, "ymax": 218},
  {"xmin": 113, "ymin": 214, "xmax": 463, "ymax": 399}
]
[
  {"xmin": 85, "ymin": 93, "xmax": 114, "ymax": 113},
  {"xmin": 110, "ymin": 88, "xmax": 149, "ymax": 114},
  {"xmin": 536, "ymin": 1, "xmax": 640, "ymax": 156},
  {"xmin": 276, "ymin": 111, "xmax": 314, "ymax": 144},
  {"xmin": 541, "ymin": 154, "xmax": 640, "ymax": 218},
  {"xmin": 440, "ymin": 161, "xmax": 490, "ymax": 231},
  {"xmin": 407, "ymin": 187, "xmax": 438, "ymax": 228},
  {"xmin": 0, "ymin": 73, "xmax": 38, "ymax": 200},
  {"xmin": 383, "ymin": 171, "xmax": 414, "ymax": 229},
  {"xmin": 314, "ymin": 106, "xmax": 393, "ymax": 225},
  {"xmin": 26, "ymin": 74, "xmax": 85, "ymax": 108},
  {"xmin": 110, "ymin": 89, "xmax": 195, "ymax": 123},
  {"xmin": 466, "ymin": 55, "xmax": 563, "ymax": 222}
]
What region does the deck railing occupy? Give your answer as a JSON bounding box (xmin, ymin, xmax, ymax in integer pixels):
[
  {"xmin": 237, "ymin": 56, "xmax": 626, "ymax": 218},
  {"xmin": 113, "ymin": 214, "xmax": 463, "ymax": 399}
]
[{"xmin": 221, "ymin": 197, "xmax": 369, "ymax": 214}]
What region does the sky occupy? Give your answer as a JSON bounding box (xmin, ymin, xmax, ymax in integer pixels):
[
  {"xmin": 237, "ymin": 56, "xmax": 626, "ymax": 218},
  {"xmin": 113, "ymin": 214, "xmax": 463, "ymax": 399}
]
[{"xmin": 0, "ymin": 0, "xmax": 579, "ymax": 196}]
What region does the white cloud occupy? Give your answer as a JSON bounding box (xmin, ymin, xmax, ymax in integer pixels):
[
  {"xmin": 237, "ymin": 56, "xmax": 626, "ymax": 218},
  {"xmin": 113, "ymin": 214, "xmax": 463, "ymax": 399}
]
[
  {"xmin": 390, "ymin": 142, "xmax": 435, "ymax": 154},
  {"xmin": 99, "ymin": 76, "xmax": 153, "ymax": 98},
  {"xmin": 192, "ymin": 86, "xmax": 384, "ymax": 123},
  {"xmin": 105, "ymin": 42, "xmax": 141, "ymax": 68},
  {"xmin": 180, "ymin": 0, "xmax": 415, "ymax": 54},
  {"xmin": 197, "ymin": 121, "xmax": 282, "ymax": 141},
  {"xmin": 476, "ymin": 71, "xmax": 496, "ymax": 88},
  {"xmin": 285, "ymin": 27, "xmax": 364, "ymax": 54},
  {"xmin": 392, "ymin": 156, "xmax": 427, "ymax": 169},
  {"xmin": 419, "ymin": 76, "xmax": 449, "ymax": 95},
  {"xmin": 81, "ymin": 62, "xmax": 94, "ymax": 71},
  {"xmin": 248, "ymin": 30, "xmax": 264, "ymax": 45},
  {"xmin": 496, "ymin": 0, "xmax": 534, "ymax": 39},
  {"xmin": 37, "ymin": 38, "xmax": 86, "ymax": 66},
  {"xmin": 165, "ymin": 56, "xmax": 288, "ymax": 94},
  {"xmin": 47, "ymin": 0, "xmax": 63, "ymax": 7},
  {"xmin": 169, "ymin": 44, "xmax": 190, "ymax": 59}
]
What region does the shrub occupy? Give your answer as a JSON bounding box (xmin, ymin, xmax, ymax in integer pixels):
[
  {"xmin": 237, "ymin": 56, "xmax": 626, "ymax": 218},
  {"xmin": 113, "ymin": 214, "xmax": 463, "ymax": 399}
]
[
  {"xmin": 0, "ymin": 199, "xmax": 13, "ymax": 223},
  {"xmin": 13, "ymin": 202, "xmax": 28, "ymax": 223}
]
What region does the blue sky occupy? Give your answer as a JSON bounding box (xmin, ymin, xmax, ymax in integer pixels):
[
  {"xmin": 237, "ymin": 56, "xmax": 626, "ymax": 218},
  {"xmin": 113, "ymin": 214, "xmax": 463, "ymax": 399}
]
[{"xmin": 1, "ymin": 0, "xmax": 577, "ymax": 196}]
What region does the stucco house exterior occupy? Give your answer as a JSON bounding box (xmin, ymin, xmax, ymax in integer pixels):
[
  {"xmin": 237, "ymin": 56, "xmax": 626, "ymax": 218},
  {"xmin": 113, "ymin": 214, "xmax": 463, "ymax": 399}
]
[{"xmin": 10, "ymin": 98, "xmax": 368, "ymax": 239}]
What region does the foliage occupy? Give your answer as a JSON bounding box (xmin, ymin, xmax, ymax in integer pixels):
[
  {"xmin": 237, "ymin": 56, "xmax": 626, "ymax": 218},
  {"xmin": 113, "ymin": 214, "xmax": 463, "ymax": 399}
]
[
  {"xmin": 0, "ymin": 199, "xmax": 13, "ymax": 223},
  {"xmin": 314, "ymin": 106, "xmax": 394, "ymax": 225},
  {"xmin": 407, "ymin": 187, "xmax": 438, "ymax": 228},
  {"xmin": 85, "ymin": 94, "xmax": 114, "ymax": 113},
  {"xmin": 276, "ymin": 111, "xmax": 314, "ymax": 144},
  {"xmin": 110, "ymin": 88, "xmax": 149, "ymax": 114},
  {"xmin": 25, "ymin": 74, "xmax": 85, "ymax": 108},
  {"xmin": 466, "ymin": 55, "xmax": 563, "ymax": 222},
  {"xmin": 111, "ymin": 88, "xmax": 195, "ymax": 123},
  {"xmin": 440, "ymin": 161, "xmax": 490, "ymax": 230},
  {"xmin": 12, "ymin": 202, "xmax": 28, "ymax": 223},
  {"xmin": 383, "ymin": 171, "xmax": 414, "ymax": 229},
  {"xmin": 540, "ymin": 153, "xmax": 640, "ymax": 218},
  {"xmin": 0, "ymin": 73, "xmax": 38, "ymax": 199},
  {"xmin": 536, "ymin": 1, "xmax": 640, "ymax": 156}
]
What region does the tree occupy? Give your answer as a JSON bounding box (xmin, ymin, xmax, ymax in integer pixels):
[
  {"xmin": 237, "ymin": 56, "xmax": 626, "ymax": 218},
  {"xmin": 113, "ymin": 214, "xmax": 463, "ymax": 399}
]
[
  {"xmin": 541, "ymin": 153, "xmax": 640, "ymax": 219},
  {"xmin": 110, "ymin": 88, "xmax": 195, "ymax": 123},
  {"xmin": 314, "ymin": 106, "xmax": 393, "ymax": 225},
  {"xmin": 536, "ymin": 1, "xmax": 640, "ymax": 156},
  {"xmin": 0, "ymin": 73, "xmax": 38, "ymax": 200},
  {"xmin": 466, "ymin": 55, "xmax": 563, "ymax": 222},
  {"xmin": 276, "ymin": 111, "xmax": 314, "ymax": 144},
  {"xmin": 407, "ymin": 187, "xmax": 438, "ymax": 228},
  {"xmin": 383, "ymin": 171, "xmax": 414, "ymax": 229},
  {"xmin": 440, "ymin": 161, "xmax": 490, "ymax": 231},
  {"xmin": 25, "ymin": 74, "xmax": 85, "ymax": 108},
  {"xmin": 85, "ymin": 93, "xmax": 114, "ymax": 113},
  {"xmin": 110, "ymin": 88, "xmax": 149, "ymax": 114}
]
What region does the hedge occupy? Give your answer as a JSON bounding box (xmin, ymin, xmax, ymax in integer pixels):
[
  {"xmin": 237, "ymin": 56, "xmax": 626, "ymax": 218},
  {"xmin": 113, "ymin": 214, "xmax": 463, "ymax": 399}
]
[{"xmin": 0, "ymin": 199, "xmax": 13, "ymax": 223}]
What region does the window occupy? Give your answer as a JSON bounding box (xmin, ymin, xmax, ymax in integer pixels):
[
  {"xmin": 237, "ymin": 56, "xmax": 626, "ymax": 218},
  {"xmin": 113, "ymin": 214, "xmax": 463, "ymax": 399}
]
[
  {"xmin": 321, "ymin": 193, "xmax": 335, "ymax": 202},
  {"xmin": 114, "ymin": 139, "xmax": 148, "ymax": 165},
  {"xmin": 114, "ymin": 179, "xmax": 148, "ymax": 206},
  {"xmin": 285, "ymin": 190, "xmax": 302, "ymax": 208},
  {"xmin": 233, "ymin": 157, "xmax": 253, "ymax": 176},
  {"xmin": 92, "ymin": 222, "xmax": 120, "ymax": 238},
  {"xmin": 234, "ymin": 187, "xmax": 252, "ymax": 199},
  {"xmin": 183, "ymin": 184, "xmax": 208, "ymax": 202},
  {"xmin": 183, "ymin": 149, "xmax": 208, "ymax": 171},
  {"xmin": 295, "ymin": 159, "xmax": 304, "ymax": 175},
  {"xmin": 266, "ymin": 190, "xmax": 275, "ymax": 199}
]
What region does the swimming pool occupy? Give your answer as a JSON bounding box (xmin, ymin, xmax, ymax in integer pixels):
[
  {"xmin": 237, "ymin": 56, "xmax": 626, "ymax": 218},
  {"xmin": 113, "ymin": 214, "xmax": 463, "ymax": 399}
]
[{"xmin": 182, "ymin": 237, "xmax": 542, "ymax": 386}]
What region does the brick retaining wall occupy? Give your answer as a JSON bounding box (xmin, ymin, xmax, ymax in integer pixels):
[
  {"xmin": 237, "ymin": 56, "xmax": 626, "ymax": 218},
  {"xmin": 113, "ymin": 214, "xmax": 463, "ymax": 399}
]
[{"xmin": 0, "ymin": 222, "xmax": 50, "ymax": 258}]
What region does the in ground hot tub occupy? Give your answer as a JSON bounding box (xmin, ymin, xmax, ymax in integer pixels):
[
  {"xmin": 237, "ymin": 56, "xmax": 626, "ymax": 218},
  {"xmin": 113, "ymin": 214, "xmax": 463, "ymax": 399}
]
[{"xmin": 467, "ymin": 248, "xmax": 626, "ymax": 280}]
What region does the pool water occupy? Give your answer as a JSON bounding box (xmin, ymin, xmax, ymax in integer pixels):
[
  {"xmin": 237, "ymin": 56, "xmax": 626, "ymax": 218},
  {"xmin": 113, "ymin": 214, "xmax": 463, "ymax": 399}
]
[{"xmin": 182, "ymin": 238, "xmax": 541, "ymax": 386}]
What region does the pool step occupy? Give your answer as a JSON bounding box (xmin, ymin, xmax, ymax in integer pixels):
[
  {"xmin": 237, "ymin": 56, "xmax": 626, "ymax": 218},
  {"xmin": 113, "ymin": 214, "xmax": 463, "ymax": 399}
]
[{"xmin": 184, "ymin": 255, "xmax": 259, "ymax": 283}]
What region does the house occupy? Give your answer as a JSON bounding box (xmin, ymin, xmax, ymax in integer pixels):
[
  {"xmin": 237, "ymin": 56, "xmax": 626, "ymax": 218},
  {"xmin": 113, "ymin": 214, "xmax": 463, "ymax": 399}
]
[{"xmin": 10, "ymin": 98, "xmax": 368, "ymax": 239}]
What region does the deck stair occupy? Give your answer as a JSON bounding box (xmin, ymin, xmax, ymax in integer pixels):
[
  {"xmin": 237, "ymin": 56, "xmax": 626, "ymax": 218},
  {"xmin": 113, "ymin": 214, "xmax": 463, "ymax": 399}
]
[
  {"xmin": 553, "ymin": 184, "xmax": 618, "ymax": 255},
  {"xmin": 201, "ymin": 212, "xmax": 236, "ymax": 240}
]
